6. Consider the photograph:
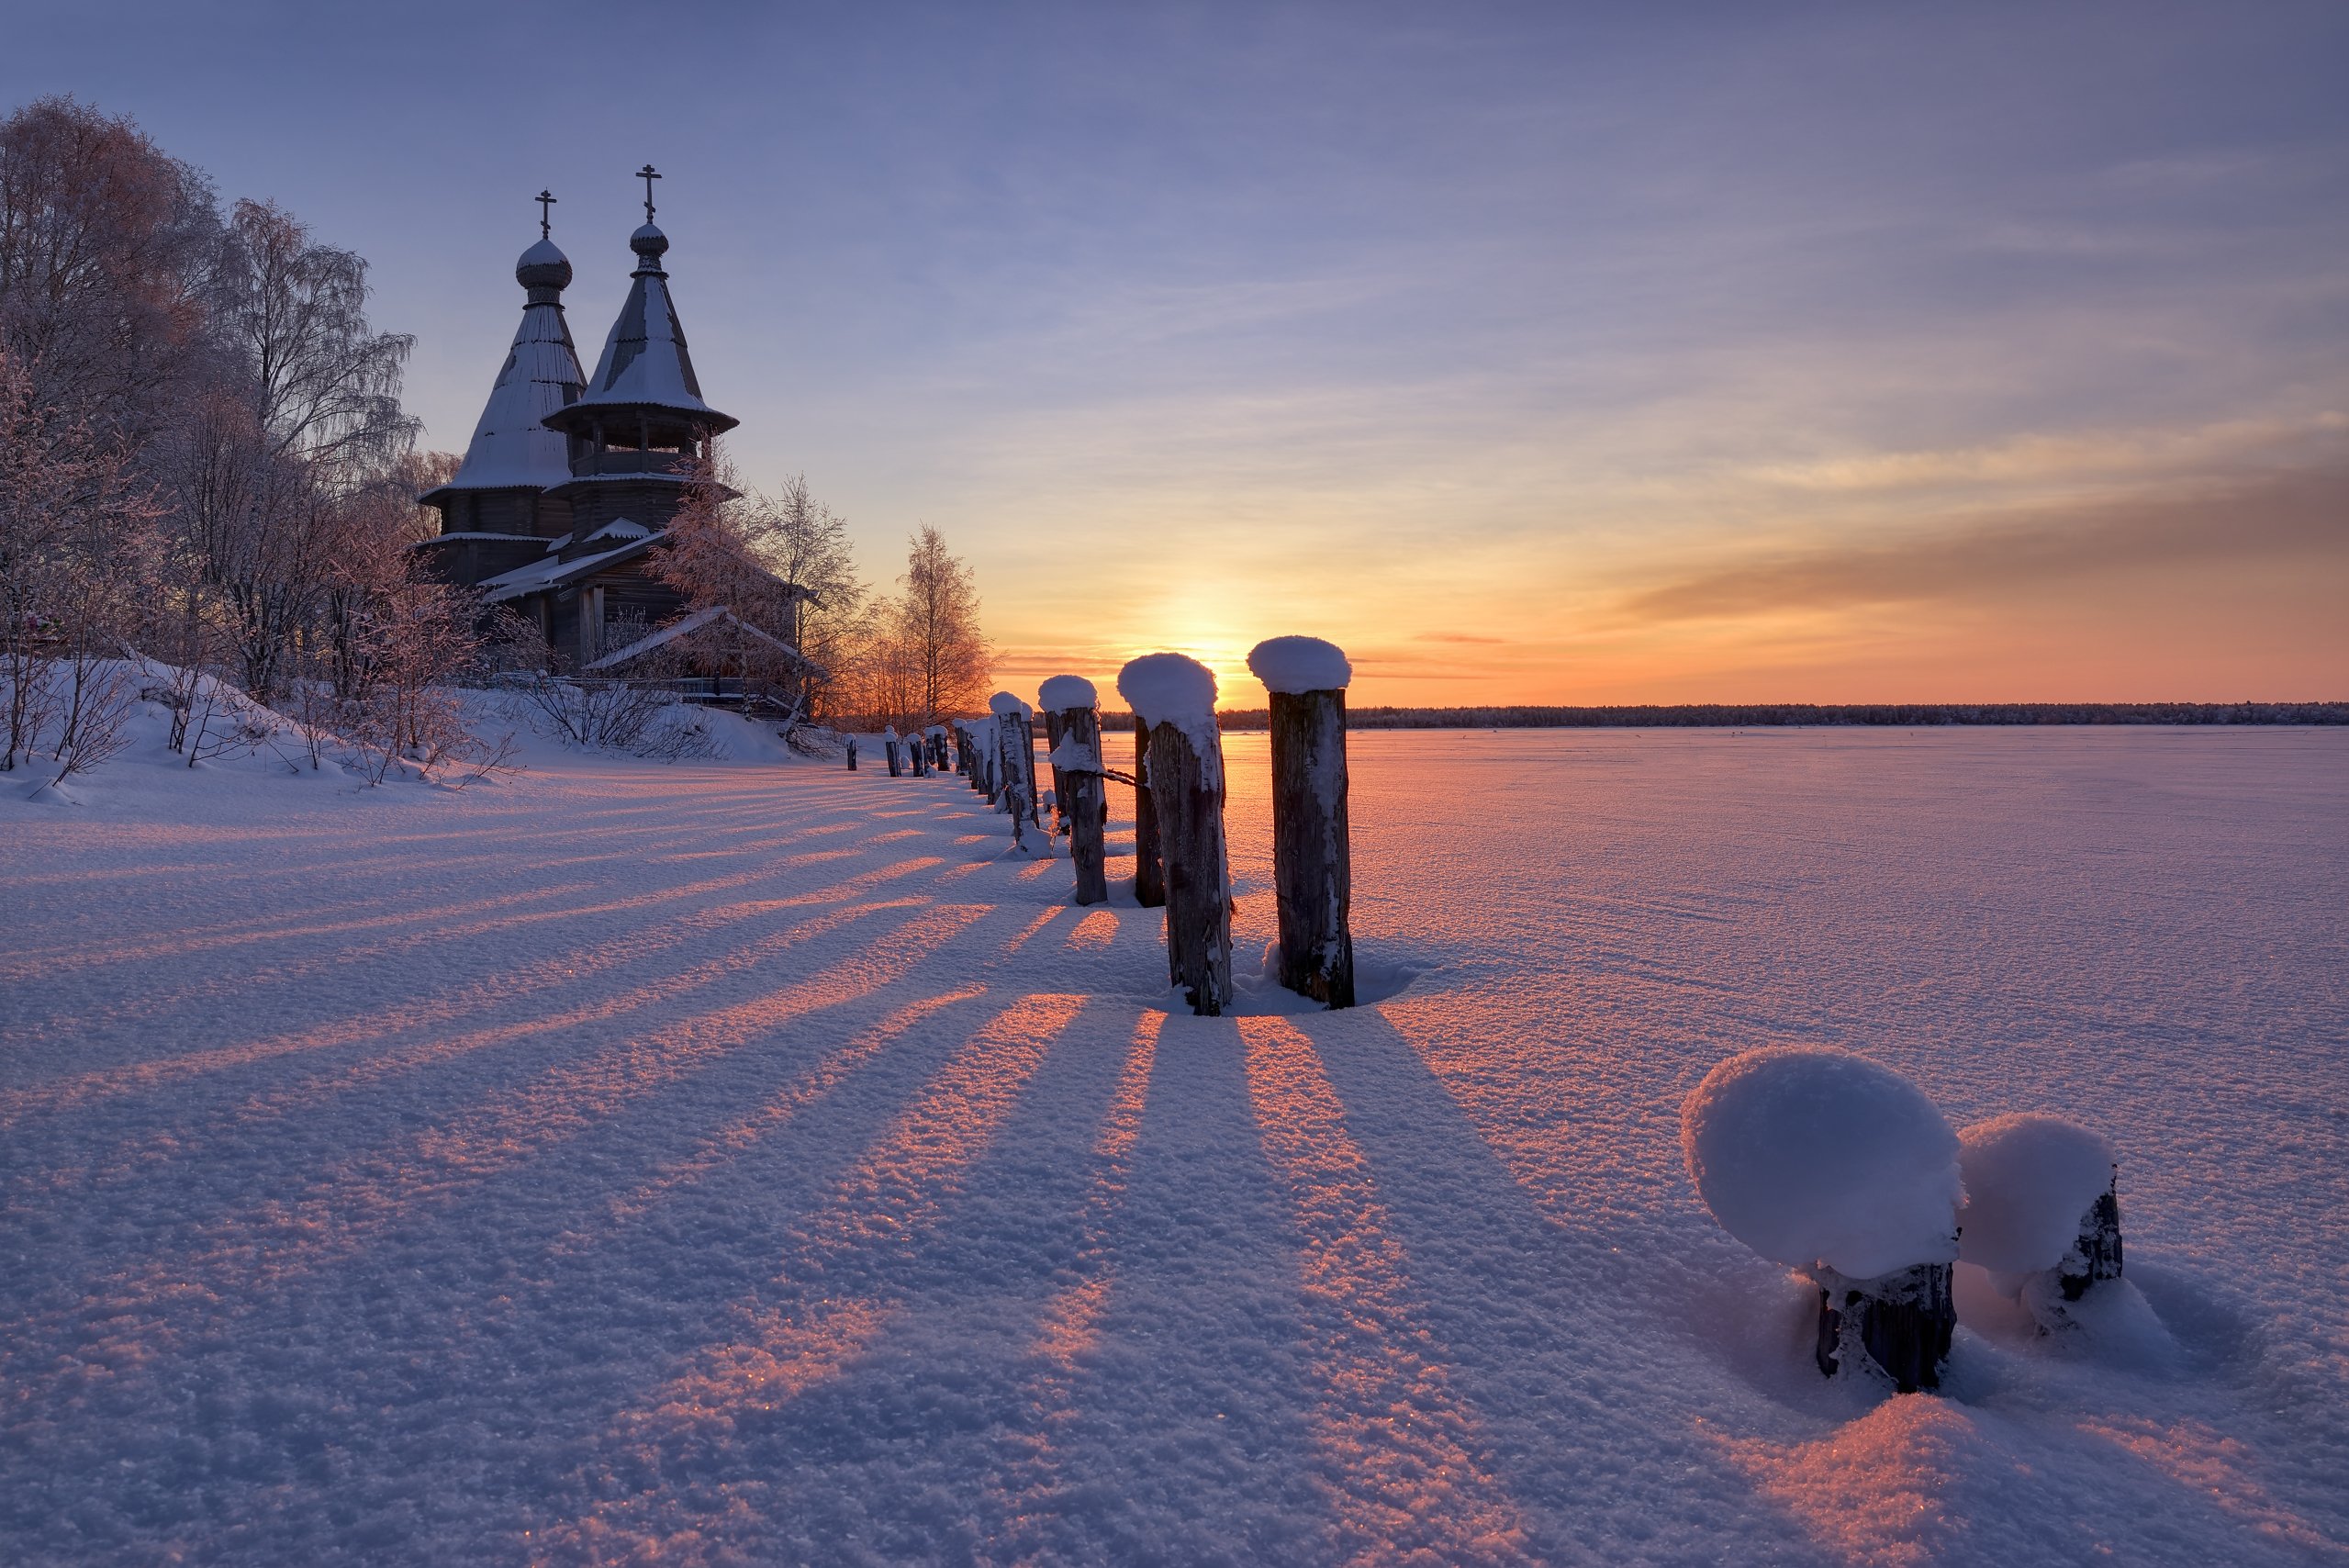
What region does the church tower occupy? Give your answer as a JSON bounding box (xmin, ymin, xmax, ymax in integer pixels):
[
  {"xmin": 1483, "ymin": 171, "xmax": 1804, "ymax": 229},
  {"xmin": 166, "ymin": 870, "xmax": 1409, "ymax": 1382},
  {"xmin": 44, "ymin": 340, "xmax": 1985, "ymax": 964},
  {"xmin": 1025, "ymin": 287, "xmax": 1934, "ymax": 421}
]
[
  {"xmin": 416, "ymin": 192, "xmax": 586, "ymax": 588},
  {"xmin": 539, "ymin": 165, "xmax": 738, "ymax": 560}
]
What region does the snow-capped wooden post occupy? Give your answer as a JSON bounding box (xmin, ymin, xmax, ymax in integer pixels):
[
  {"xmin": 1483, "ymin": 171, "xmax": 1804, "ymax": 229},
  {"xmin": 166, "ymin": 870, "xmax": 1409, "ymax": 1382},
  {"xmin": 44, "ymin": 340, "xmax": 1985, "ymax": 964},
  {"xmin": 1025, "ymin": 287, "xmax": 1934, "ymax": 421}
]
[
  {"xmin": 1247, "ymin": 636, "xmax": 1356, "ymax": 1009},
  {"xmin": 1117, "ymin": 655, "xmax": 1231, "ymax": 1016},
  {"xmin": 845, "ymin": 734, "xmax": 858, "ymax": 771},
  {"xmin": 976, "ymin": 716, "xmax": 1001, "ymax": 805},
  {"xmin": 1040, "ymin": 705, "xmax": 1068, "ymax": 832},
  {"xmin": 884, "ymin": 725, "xmax": 902, "ymax": 777},
  {"xmin": 990, "ymin": 693, "xmax": 1044, "ymax": 832},
  {"xmin": 1683, "ymin": 1047, "xmax": 1963, "ymax": 1394},
  {"xmin": 1132, "ymin": 714, "xmax": 1165, "ymax": 908},
  {"xmin": 1041, "ymin": 676, "xmax": 1108, "ymax": 904}
]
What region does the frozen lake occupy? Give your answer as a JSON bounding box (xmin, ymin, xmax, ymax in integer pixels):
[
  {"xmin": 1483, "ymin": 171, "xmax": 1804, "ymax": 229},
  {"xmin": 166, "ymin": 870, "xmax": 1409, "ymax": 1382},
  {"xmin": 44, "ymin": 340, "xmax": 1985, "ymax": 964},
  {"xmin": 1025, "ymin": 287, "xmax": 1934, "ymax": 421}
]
[{"xmin": 4, "ymin": 724, "xmax": 2344, "ymax": 1563}]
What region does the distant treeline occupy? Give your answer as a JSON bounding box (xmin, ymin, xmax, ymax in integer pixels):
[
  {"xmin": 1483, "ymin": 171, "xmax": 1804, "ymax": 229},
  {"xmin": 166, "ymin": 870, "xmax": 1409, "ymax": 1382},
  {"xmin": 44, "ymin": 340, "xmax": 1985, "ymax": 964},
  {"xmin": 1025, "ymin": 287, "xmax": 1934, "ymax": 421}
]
[{"xmin": 1095, "ymin": 701, "xmax": 2348, "ymax": 731}]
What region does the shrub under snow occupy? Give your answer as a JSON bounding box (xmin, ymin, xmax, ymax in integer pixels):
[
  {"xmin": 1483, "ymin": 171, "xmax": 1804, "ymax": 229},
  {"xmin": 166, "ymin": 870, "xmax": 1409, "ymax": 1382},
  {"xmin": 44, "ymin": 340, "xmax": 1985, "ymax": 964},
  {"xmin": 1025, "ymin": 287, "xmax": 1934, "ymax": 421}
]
[
  {"xmin": 1681, "ymin": 1046, "xmax": 1962, "ymax": 1280},
  {"xmin": 1955, "ymin": 1113, "xmax": 2116, "ymax": 1274}
]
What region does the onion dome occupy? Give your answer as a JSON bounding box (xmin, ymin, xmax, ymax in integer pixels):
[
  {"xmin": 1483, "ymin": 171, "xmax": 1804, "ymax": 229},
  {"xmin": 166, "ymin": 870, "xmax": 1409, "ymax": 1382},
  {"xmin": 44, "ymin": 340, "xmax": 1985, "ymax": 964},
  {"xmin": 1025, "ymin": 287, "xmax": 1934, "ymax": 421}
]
[{"xmin": 516, "ymin": 237, "xmax": 572, "ymax": 292}]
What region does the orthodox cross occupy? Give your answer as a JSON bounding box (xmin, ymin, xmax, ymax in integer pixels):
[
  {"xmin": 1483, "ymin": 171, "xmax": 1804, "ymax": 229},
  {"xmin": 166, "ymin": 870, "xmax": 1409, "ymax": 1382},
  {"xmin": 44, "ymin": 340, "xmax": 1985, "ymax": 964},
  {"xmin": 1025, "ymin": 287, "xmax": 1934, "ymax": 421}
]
[
  {"xmin": 636, "ymin": 164, "xmax": 661, "ymax": 222},
  {"xmin": 534, "ymin": 189, "xmax": 556, "ymax": 240}
]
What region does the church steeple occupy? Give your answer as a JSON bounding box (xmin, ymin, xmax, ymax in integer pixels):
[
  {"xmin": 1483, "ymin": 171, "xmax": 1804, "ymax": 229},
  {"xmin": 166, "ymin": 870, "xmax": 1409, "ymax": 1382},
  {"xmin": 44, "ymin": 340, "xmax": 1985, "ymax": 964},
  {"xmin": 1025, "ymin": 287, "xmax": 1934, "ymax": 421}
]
[
  {"xmin": 540, "ymin": 169, "xmax": 737, "ymax": 552},
  {"xmin": 417, "ymin": 196, "xmax": 588, "ymax": 565}
]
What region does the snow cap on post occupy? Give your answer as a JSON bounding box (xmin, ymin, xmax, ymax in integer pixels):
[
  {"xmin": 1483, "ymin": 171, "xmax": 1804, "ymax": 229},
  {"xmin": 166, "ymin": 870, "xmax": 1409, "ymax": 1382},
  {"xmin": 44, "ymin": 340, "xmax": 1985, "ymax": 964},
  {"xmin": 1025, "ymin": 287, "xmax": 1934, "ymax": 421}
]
[
  {"xmin": 1038, "ymin": 674, "xmax": 1099, "ymax": 711},
  {"xmin": 1955, "ymin": 1114, "xmax": 2116, "ymax": 1274},
  {"xmin": 882, "ymin": 724, "xmax": 898, "ymax": 739},
  {"xmin": 1681, "ymin": 1046, "xmax": 1961, "ymax": 1279},
  {"xmin": 1247, "ymin": 635, "xmax": 1352, "ymax": 695},
  {"xmin": 1116, "ymin": 654, "xmax": 1218, "ymax": 731},
  {"xmin": 989, "ymin": 690, "xmax": 1033, "ymax": 720}
]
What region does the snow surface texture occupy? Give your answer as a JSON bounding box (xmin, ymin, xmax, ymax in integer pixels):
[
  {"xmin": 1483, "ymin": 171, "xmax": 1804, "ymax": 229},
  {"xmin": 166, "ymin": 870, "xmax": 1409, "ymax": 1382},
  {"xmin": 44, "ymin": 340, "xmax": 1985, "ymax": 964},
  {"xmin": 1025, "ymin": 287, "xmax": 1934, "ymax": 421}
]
[
  {"xmin": 1683, "ymin": 1046, "xmax": 1963, "ymax": 1278},
  {"xmin": 5, "ymin": 727, "xmax": 2348, "ymax": 1564},
  {"xmin": 1957, "ymin": 1113, "xmax": 2118, "ymax": 1275},
  {"xmin": 1036, "ymin": 675, "xmax": 1098, "ymax": 712},
  {"xmin": 1247, "ymin": 635, "xmax": 1353, "ymax": 695}
]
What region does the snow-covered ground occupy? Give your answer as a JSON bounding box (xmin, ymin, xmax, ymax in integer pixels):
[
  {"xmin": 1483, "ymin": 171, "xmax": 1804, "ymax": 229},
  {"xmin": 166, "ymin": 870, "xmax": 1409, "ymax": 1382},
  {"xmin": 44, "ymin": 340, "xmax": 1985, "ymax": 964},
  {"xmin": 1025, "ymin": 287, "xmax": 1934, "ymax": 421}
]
[{"xmin": 3, "ymin": 724, "xmax": 2344, "ymax": 1565}]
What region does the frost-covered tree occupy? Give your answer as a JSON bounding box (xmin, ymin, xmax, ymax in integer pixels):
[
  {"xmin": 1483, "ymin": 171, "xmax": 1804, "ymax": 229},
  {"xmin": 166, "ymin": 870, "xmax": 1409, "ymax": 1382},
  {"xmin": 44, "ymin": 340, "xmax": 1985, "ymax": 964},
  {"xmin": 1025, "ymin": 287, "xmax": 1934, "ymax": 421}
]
[
  {"xmin": 0, "ymin": 96, "xmax": 218, "ymax": 448},
  {"xmin": 0, "ymin": 348, "xmax": 165, "ymax": 776},
  {"xmin": 890, "ymin": 524, "xmax": 989, "ymax": 725}
]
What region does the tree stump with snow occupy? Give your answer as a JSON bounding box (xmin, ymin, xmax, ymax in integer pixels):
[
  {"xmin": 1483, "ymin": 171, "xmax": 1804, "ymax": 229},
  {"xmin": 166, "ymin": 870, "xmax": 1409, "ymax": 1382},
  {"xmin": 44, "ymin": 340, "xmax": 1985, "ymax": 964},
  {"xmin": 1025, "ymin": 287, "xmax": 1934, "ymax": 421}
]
[
  {"xmin": 1683, "ymin": 1046, "xmax": 1963, "ymax": 1393},
  {"xmin": 1120, "ymin": 655, "xmax": 1232, "ymax": 1015},
  {"xmin": 1956, "ymin": 1114, "xmax": 2123, "ymax": 1331},
  {"xmin": 2059, "ymin": 1185, "xmax": 2124, "ymax": 1300},
  {"xmin": 1813, "ymin": 1262, "xmax": 1957, "ymax": 1393},
  {"xmin": 1133, "ymin": 714, "xmax": 1166, "ymax": 908},
  {"xmin": 1249, "ymin": 637, "xmax": 1356, "ymax": 1009}
]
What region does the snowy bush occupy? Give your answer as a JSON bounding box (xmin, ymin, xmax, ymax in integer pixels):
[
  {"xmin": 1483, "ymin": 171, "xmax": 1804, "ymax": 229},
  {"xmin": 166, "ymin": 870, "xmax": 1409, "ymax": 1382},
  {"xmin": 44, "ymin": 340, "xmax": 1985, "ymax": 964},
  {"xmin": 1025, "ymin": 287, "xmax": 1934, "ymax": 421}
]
[
  {"xmin": 1681, "ymin": 1046, "xmax": 1962, "ymax": 1279},
  {"xmin": 1955, "ymin": 1113, "xmax": 2116, "ymax": 1275}
]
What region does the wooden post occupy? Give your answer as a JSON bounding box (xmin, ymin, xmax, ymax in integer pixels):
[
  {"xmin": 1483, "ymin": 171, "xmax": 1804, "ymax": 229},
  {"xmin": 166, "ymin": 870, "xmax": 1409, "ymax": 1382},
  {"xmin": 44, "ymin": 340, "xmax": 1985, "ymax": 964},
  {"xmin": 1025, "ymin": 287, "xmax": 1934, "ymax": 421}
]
[
  {"xmin": 1132, "ymin": 714, "xmax": 1164, "ymax": 907},
  {"xmin": 978, "ymin": 718, "xmax": 1001, "ymax": 805},
  {"xmin": 1017, "ymin": 709, "xmax": 1043, "ymax": 828},
  {"xmin": 1250, "ymin": 638, "xmax": 1356, "ymax": 1009},
  {"xmin": 1040, "ymin": 678, "xmax": 1108, "ymax": 904},
  {"xmin": 884, "ymin": 726, "xmax": 902, "ymax": 777},
  {"xmin": 1146, "ymin": 718, "xmax": 1231, "ymax": 1015},
  {"xmin": 1118, "ymin": 655, "xmax": 1230, "ymax": 1015},
  {"xmin": 845, "ymin": 734, "xmax": 857, "ymax": 771},
  {"xmin": 1812, "ymin": 1263, "xmax": 1956, "ymax": 1393},
  {"xmin": 1040, "ymin": 706, "xmax": 1068, "ymax": 832}
]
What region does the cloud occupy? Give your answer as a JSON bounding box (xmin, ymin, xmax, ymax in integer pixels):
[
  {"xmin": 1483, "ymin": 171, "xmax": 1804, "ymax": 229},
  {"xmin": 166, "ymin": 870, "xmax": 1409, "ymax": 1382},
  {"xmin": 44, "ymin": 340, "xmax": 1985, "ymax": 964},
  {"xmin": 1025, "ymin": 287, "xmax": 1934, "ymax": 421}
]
[
  {"xmin": 1617, "ymin": 459, "xmax": 2349, "ymax": 623},
  {"xmin": 1413, "ymin": 632, "xmax": 1505, "ymax": 644}
]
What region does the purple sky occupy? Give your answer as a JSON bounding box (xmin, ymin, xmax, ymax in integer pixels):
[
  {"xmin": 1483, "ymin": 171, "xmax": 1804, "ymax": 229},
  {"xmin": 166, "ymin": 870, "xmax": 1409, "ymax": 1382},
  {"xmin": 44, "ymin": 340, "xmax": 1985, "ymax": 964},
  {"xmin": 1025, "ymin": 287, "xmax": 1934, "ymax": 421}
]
[{"xmin": 6, "ymin": 2, "xmax": 2345, "ymax": 700}]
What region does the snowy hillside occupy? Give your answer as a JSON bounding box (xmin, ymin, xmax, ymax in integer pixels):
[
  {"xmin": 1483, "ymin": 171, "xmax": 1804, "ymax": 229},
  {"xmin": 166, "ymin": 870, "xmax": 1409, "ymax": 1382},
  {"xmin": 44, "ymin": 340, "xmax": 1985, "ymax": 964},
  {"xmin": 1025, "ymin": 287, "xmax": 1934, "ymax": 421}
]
[{"xmin": 3, "ymin": 727, "xmax": 2345, "ymax": 1564}]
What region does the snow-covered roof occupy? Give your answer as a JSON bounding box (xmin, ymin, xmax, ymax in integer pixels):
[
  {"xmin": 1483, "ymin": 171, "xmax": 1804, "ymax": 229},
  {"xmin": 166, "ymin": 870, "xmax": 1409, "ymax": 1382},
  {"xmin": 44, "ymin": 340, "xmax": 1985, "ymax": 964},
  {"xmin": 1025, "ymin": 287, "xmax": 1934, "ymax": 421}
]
[
  {"xmin": 476, "ymin": 535, "xmax": 654, "ymax": 602},
  {"xmin": 555, "ymin": 223, "xmax": 738, "ymax": 431},
  {"xmin": 583, "ymin": 519, "xmax": 652, "ymax": 544},
  {"xmin": 583, "ymin": 605, "xmax": 815, "ymax": 673},
  {"xmin": 424, "ymin": 241, "xmax": 585, "ymax": 498}
]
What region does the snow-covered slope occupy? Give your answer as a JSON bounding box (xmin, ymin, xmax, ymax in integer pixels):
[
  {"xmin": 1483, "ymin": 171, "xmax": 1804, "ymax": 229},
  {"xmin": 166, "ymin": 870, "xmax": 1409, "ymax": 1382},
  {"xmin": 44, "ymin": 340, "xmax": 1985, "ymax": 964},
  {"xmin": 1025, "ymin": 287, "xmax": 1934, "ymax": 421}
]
[{"xmin": 2, "ymin": 727, "xmax": 2344, "ymax": 1564}]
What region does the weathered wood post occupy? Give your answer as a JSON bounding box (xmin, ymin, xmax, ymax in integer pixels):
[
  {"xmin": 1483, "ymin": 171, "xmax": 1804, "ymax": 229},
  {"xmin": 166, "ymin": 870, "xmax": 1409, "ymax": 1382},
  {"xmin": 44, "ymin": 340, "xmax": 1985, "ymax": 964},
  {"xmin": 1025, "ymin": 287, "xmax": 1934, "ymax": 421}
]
[
  {"xmin": 990, "ymin": 693, "xmax": 1044, "ymax": 831},
  {"xmin": 1018, "ymin": 707, "xmax": 1043, "ymax": 829},
  {"xmin": 845, "ymin": 734, "xmax": 858, "ymax": 771},
  {"xmin": 976, "ymin": 716, "xmax": 1001, "ymax": 805},
  {"xmin": 989, "ymin": 696, "xmax": 1023, "ymax": 817},
  {"xmin": 1132, "ymin": 714, "xmax": 1165, "ymax": 907},
  {"xmin": 1247, "ymin": 636, "xmax": 1356, "ymax": 1009},
  {"xmin": 1040, "ymin": 705, "xmax": 1068, "ymax": 832},
  {"xmin": 1117, "ymin": 655, "xmax": 1232, "ymax": 1016},
  {"xmin": 883, "ymin": 724, "xmax": 902, "ymax": 777},
  {"xmin": 1040, "ymin": 677, "xmax": 1108, "ymax": 904}
]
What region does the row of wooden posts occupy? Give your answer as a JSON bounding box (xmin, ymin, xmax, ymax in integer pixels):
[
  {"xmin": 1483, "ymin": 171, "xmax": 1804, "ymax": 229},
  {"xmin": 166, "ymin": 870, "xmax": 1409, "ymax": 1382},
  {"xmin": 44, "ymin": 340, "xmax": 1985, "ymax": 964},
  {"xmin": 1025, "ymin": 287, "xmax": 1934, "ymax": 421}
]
[{"xmin": 861, "ymin": 645, "xmax": 1355, "ymax": 1018}]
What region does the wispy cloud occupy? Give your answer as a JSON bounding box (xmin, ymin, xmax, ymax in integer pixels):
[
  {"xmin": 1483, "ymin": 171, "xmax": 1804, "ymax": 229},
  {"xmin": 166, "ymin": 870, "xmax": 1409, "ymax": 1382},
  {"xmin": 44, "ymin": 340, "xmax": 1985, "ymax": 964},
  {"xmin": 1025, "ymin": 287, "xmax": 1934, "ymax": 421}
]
[{"xmin": 1617, "ymin": 460, "xmax": 2349, "ymax": 623}]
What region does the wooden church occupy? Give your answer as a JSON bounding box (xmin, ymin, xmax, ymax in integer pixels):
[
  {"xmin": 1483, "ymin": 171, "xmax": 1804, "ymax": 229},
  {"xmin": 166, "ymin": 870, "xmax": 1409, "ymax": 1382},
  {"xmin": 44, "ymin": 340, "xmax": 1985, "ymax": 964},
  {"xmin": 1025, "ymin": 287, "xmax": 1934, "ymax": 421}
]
[{"xmin": 415, "ymin": 172, "xmax": 809, "ymax": 677}]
